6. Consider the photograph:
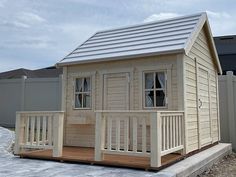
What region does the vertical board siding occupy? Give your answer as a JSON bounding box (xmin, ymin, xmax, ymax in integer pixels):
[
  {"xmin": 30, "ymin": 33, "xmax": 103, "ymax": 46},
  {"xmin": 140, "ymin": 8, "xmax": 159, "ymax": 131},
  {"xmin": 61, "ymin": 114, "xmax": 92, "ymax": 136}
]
[
  {"xmin": 185, "ymin": 26, "xmax": 219, "ymax": 153},
  {"xmin": 65, "ymin": 55, "xmax": 178, "ymax": 147}
]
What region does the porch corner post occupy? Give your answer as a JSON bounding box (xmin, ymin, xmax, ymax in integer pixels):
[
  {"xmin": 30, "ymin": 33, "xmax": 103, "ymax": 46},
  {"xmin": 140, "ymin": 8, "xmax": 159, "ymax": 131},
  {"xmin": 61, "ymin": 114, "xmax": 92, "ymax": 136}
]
[
  {"xmin": 53, "ymin": 113, "xmax": 64, "ymax": 157},
  {"xmin": 150, "ymin": 112, "xmax": 161, "ymax": 167},
  {"xmin": 95, "ymin": 112, "xmax": 105, "ymax": 161},
  {"xmin": 14, "ymin": 112, "xmax": 22, "ymax": 155}
]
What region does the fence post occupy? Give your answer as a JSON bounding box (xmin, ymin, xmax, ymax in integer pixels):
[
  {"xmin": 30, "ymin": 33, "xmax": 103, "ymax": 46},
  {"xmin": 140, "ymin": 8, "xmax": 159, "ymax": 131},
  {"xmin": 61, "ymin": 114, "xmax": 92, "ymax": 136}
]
[
  {"xmin": 52, "ymin": 112, "xmax": 64, "ymax": 157},
  {"xmin": 14, "ymin": 112, "xmax": 23, "ymax": 154},
  {"xmin": 95, "ymin": 112, "xmax": 105, "ymax": 161},
  {"xmin": 150, "ymin": 112, "xmax": 161, "ymax": 167},
  {"xmin": 21, "ymin": 76, "xmax": 27, "ymax": 111},
  {"xmin": 226, "ymin": 71, "xmax": 236, "ymax": 149}
]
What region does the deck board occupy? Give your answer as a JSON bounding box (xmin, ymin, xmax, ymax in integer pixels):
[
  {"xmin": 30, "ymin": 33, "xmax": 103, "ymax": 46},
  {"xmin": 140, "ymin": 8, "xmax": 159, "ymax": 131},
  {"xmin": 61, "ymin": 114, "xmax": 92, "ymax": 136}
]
[{"xmin": 19, "ymin": 147, "xmax": 183, "ymax": 171}]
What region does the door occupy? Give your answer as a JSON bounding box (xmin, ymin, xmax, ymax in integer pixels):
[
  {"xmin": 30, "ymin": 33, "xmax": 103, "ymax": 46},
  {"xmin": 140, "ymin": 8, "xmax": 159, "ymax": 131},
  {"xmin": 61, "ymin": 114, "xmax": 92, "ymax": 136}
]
[
  {"xmin": 103, "ymin": 72, "xmax": 130, "ymax": 149},
  {"xmin": 197, "ymin": 65, "xmax": 212, "ymax": 147},
  {"xmin": 103, "ymin": 73, "xmax": 130, "ymax": 110}
]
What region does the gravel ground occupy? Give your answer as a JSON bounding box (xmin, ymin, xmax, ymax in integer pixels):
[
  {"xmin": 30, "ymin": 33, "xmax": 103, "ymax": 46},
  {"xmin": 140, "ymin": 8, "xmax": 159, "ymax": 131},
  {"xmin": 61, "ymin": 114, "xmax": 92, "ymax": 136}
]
[{"xmin": 199, "ymin": 152, "xmax": 236, "ymax": 177}]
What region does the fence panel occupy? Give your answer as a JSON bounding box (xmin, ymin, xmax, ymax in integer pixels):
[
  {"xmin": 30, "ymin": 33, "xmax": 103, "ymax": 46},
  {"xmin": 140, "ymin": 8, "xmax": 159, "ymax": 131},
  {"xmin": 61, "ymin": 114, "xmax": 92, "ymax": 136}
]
[
  {"xmin": 0, "ymin": 76, "xmax": 62, "ymax": 127},
  {"xmin": 219, "ymin": 71, "xmax": 236, "ymax": 151}
]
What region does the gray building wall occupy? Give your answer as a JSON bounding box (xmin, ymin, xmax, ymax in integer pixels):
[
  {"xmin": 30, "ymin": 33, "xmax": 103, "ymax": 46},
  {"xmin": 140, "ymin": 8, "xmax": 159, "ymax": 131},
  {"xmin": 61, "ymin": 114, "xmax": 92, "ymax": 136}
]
[{"xmin": 0, "ymin": 76, "xmax": 62, "ymax": 127}]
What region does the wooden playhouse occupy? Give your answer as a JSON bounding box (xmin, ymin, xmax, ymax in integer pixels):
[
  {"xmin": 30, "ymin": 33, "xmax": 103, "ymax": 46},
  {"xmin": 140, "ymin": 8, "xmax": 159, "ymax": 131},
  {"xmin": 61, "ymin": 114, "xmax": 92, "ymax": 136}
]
[{"xmin": 14, "ymin": 12, "xmax": 222, "ymax": 170}]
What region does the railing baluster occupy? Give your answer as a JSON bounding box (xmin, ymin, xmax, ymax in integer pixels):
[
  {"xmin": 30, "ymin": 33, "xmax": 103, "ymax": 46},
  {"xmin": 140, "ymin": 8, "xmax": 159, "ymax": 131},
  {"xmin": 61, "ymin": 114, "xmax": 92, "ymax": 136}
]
[
  {"xmin": 36, "ymin": 116, "xmax": 40, "ymax": 145},
  {"xmin": 42, "ymin": 116, "xmax": 47, "ymax": 145},
  {"xmin": 25, "ymin": 116, "xmax": 29, "ymax": 144},
  {"xmin": 132, "ymin": 116, "xmax": 137, "ymax": 152},
  {"xmin": 107, "ymin": 117, "xmax": 112, "ymax": 150},
  {"xmin": 166, "ymin": 116, "xmax": 169, "ymax": 150},
  {"xmin": 179, "ymin": 116, "xmax": 182, "ymax": 145},
  {"xmin": 176, "ymin": 116, "xmax": 179, "ymax": 146},
  {"xmin": 163, "ymin": 116, "xmax": 166, "ymax": 151},
  {"xmin": 170, "ymin": 115, "xmax": 173, "ymax": 149},
  {"xmin": 30, "ymin": 116, "xmax": 35, "ymax": 145},
  {"xmin": 47, "ymin": 116, "xmax": 52, "ymax": 146},
  {"xmin": 173, "ymin": 116, "xmax": 176, "ymax": 148},
  {"xmin": 116, "ymin": 118, "xmax": 120, "ymax": 151},
  {"xmin": 124, "ymin": 118, "xmax": 129, "ymax": 152},
  {"xmin": 141, "ymin": 118, "xmax": 146, "ymax": 153}
]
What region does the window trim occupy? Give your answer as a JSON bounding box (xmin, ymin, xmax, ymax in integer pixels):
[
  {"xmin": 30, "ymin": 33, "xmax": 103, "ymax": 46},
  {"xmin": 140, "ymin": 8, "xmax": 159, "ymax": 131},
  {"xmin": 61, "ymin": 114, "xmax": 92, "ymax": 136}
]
[
  {"xmin": 74, "ymin": 76, "xmax": 92, "ymax": 110},
  {"xmin": 143, "ymin": 70, "xmax": 168, "ymax": 109}
]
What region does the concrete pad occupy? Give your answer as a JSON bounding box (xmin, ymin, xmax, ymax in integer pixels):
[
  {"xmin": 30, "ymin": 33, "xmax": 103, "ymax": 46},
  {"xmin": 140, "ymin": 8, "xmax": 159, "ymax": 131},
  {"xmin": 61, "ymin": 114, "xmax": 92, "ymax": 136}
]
[{"xmin": 156, "ymin": 143, "xmax": 232, "ymax": 177}]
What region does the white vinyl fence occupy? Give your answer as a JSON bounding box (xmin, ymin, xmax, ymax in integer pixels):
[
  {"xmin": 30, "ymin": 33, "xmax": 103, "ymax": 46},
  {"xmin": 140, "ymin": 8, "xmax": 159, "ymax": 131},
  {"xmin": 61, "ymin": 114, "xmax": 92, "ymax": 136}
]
[
  {"xmin": 219, "ymin": 71, "xmax": 236, "ymax": 151},
  {"xmin": 0, "ymin": 76, "xmax": 62, "ymax": 127}
]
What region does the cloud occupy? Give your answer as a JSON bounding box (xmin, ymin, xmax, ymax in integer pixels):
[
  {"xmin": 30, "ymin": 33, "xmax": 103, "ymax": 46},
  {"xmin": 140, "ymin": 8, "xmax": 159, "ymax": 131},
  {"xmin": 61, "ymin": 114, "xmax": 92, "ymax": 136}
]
[
  {"xmin": 206, "ymin": 10, "xmax": 235, "ymax": 36},
  {"xmin": 1, "ymin": 37, "xmax": 56, "ymax": 49},
  {"xmin": 206, "ymin": 10, "xmax": 231, "ymax": 19},
  {"xmin": 143, "ymin": 12, "xmax": 181, "ymax": 23},
  {"xmin": 17, "ymin": 12, "xmax": 46, "ymax": 25},
  {"xmin": 0, "ymin": 20, "xmax": 30, "ymax": 29}
]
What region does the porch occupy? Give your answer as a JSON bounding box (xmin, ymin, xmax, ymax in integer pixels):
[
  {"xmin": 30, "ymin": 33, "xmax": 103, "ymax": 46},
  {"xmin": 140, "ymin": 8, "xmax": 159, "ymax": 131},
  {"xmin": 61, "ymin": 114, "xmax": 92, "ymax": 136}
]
[
  {"xmin": 19, "ymin": 147, "xmax": 183, "ymax": 170},
  {"xmin": 14, "ymin": 110, "xmax": 185, "ymax": 170}
]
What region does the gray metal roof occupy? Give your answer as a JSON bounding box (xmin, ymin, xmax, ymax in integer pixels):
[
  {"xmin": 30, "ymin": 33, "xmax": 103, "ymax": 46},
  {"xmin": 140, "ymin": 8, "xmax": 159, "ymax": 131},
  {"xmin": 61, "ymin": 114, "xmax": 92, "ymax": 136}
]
[{"xmin": 58, "ymin": 13, "xmax": 206, "ymax": 66}]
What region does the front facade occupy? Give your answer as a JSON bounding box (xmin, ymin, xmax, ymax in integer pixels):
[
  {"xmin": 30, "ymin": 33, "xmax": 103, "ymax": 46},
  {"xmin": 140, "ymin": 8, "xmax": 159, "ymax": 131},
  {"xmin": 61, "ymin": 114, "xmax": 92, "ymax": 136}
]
[{"xmin": 14, "ymin": 12, "xmax": 222, "ymax": 170}]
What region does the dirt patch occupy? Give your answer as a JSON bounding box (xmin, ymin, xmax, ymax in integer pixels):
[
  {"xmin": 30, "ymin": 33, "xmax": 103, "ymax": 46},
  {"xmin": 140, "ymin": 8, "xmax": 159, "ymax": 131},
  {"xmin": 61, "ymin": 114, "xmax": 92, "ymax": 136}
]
[{"xmin": 198, "ymin": 152, "xmax": 236, "ymax": 177}]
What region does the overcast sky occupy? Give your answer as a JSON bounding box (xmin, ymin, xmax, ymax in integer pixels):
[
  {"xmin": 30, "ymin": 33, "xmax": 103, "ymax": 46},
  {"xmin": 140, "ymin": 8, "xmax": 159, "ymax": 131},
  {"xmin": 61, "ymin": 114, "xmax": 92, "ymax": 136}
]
[{"xmin": 0, "ymin": 0, "xmax": 235, "ymax": 72}]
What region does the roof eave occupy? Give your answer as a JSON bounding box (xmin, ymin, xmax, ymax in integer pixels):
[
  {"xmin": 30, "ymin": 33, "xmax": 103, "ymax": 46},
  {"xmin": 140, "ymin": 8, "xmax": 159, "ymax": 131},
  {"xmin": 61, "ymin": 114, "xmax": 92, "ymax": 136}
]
[
  {"xmin": 184, "ymin": 12, "xmax": 207, "ymax": 55},
  {"xmin": 56, "ymin": 49, "xmax": 184, "ymax": 67},
  {"xmin": 204, "ymin": 19, "xmax": 222, "ymax": 74},
  {"xmin": 183, "ymin": 12, "xmax": 222, "ymax": 74}
]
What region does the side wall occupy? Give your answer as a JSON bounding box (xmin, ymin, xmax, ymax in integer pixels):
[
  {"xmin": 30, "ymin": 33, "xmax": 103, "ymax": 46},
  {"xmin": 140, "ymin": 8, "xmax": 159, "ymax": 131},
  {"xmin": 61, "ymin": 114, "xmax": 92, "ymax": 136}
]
[
  {"xmin": 64, "ymin": 54, "xmax": 180, "ymax": 147},
  {"xmin": 185, "ymin": 26, "xmax": 220, "ymax": 153}
]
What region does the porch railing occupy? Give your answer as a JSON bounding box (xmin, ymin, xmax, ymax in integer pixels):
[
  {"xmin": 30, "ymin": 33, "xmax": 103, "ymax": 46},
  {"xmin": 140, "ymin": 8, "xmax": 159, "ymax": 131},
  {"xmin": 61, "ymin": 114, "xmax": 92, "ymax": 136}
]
[
  {"xmin": 14, "ymin": 111, "xmax": 64, "ymax": 157},
  {"xmin": 94, "ymin": 110, "xmax": 184, "ymax": 167}
]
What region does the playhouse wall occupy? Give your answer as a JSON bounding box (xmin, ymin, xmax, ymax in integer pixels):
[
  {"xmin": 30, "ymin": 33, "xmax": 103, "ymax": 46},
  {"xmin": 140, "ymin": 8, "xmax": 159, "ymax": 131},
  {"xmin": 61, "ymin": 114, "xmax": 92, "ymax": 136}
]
[{"xmin": 63, "ymin": 54, "xmax": 180, "ymax": 147}]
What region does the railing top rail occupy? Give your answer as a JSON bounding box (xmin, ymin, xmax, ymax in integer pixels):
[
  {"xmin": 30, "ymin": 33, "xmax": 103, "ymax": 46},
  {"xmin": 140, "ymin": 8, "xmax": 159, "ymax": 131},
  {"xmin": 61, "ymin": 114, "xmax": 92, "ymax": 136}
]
[
  {"xmin": 95, "ymin": 110, "xmax": 184, "ymax": 113},
  {"xmin": 16, "ymin": 111, "xmax": 65, "ymax": 114}
]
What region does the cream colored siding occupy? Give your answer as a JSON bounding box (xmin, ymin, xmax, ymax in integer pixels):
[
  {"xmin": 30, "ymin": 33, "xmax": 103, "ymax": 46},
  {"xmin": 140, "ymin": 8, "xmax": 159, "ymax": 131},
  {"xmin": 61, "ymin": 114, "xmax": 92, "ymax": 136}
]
[
  {"xmin": 64, "ymin": 55, "xmax": 178, "ymax": 147},
  {"xmin": 185, "ymin": 26, "xmax": 219, "ymax": 153},
  {"xmin": 184, "ymin": 55, "xmax": 198, "ymax": 152}
]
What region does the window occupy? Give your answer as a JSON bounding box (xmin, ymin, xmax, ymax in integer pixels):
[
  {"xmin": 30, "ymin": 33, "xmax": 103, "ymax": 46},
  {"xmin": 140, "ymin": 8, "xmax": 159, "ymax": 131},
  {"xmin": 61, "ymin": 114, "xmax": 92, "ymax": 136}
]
[
  {"xmin": 75, "ymin": 77, "xmax": 91, "ymax": 109},
  {"xmin": 144, "ymin": 72, "xmax": 166, "ymax": 108}
]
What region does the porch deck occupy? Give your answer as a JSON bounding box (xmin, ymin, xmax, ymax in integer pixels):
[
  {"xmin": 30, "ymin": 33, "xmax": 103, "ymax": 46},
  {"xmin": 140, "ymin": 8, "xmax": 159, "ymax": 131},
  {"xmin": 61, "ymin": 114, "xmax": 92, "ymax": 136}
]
[{"xmin": 18, "ymin": 146, "xmax": 183, "ymax": 171}]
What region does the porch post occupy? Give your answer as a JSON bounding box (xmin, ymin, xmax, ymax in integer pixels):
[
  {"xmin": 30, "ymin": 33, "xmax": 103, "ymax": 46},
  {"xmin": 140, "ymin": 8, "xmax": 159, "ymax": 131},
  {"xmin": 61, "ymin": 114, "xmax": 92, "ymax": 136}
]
[
  {"xmin": 150, "ymin": 112, "xmax": 162, "ymax": 167},
  {"xmin": 95, "ymin": 112, "xmax": 105, "ymax": 161},
  {"xmin": 53, "ymin": 112, "xmax": 64, "ymax": 157},
  {"xmin": 14, "ymin": 112, "xmax": 23, "ymax": 154}
]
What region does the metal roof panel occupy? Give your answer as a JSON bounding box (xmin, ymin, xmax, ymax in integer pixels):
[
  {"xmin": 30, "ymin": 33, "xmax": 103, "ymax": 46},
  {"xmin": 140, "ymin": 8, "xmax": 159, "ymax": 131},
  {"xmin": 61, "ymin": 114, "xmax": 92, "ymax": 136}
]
[{"xmin": 58, "ymin": 13, "xmax": 205, "ymax": 66}]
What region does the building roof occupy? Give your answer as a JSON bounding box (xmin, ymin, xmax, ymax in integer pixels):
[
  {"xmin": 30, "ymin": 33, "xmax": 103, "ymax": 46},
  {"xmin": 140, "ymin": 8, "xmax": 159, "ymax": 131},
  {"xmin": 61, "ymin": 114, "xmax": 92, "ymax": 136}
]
[
  {"xmin": 214, "ymin": 35, "xmax": 236, "ymax": 74},
  {"xmin": 57, "ymin": 12, "xmax": 222, "ymax": 74},
  {"xmin": 0, "ymin": 66, "xmax": 62, "ymax": 79}
]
